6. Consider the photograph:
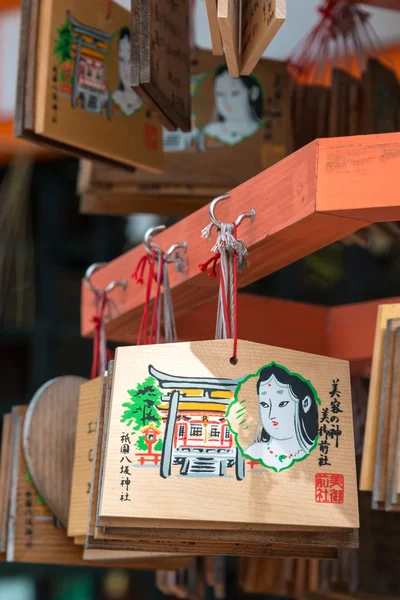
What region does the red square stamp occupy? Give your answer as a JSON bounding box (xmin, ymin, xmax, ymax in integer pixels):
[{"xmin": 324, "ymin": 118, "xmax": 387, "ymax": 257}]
[
  {"xmin": 315, "ymin": 473, "xmax": 344, "ymax": 504},
  {"xmin": 144, "ymin": 123, "xmax": 159, "ymax": 151}
]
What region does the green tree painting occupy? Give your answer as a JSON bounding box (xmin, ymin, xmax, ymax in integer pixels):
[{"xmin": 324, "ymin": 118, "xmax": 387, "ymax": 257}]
[
  {"xmin": 54, "ymin": 21, "xmax": 74, "ymax": 64},
  {"xmin": 121, "ymin": 376, "xmax": 163, "ymax": 433}
]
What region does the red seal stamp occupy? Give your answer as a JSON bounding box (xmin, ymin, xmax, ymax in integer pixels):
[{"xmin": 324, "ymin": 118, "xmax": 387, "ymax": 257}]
[{"xmin": 315, "ymin": 473, "xmax": 344, "ymax": 504}]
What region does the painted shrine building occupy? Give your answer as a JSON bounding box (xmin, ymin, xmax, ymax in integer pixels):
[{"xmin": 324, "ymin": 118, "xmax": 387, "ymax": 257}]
[{"xmin": 149, "ymin": 366, "xmax": 245, "ymax": 480}]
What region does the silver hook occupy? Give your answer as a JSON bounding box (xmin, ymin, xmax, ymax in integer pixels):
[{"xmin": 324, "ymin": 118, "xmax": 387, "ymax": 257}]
[
  {"xmin": 165, "ymin": 241, "xmax": 188, "ymax": 262},
  {"xmin": 143, "ymin": 225, "xmax": 166, "ymax": 256},
  {"xmin": 209, "ymin": 193, "xmax": 230, "ymax": 228},
  {"xmin": 209, "ymin": 193, "xmax": 256, "ymax": 230},
  {"xmin": 84, "ymin": 263, "xmax": 127, "ymax": 296}
]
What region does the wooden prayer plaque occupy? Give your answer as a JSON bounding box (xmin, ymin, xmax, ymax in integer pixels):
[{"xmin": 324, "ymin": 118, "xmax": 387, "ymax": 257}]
[
  {"xmin": 15, "ymin": 0, "xmax": 163, "ymax": 172},
  {"xmin": 218, "ymin": 0, "xmax": 242, "ymax": 77},
  {"xmin": 68, "ymin": 377, "xmax": 101, "ymax": 538},
  {"xmin": 205, "ymin": 0, "xmax": 224, "ymax": 55},
  {"xmin": 23, "ymin": 376, "xmax": 87, "ymax": 528},
  {"xmin": 132, "ymin": 0, "xmax": 191, "ymax": 131},
  {"xmin": 99, "ymin": 340, "xmax": 358, "ymax": 531},
  {"xmin": 240, "ymin": 0, "xmax": 286, "ymax": 76},
  {"xmin": 0, "ymin": 415, "xmax": 12, "ymax": 552},
  {"xmin": 8, "ymin": 406, "xmax": 188, "ymax": 568},
  {"xmin": 360, "ymin": 304, "xmax": 400, "ymax": 492},
  {"xmin": 372, "ymin": 318, "xmax": 400, "ymax": 507},
  {"xmin": 78, "ymin": 50, "xmax": 292, "ymax": 216}
]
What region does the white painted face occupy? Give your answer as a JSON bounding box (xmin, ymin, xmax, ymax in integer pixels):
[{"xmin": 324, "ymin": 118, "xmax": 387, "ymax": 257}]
[
  {"xmin": 214, "ymin": 71, "xmax": 259, "ymax": 122},
  {"xmin": 119, "ymin": 35, "xmax": 130, "ymax": 89},
  {"xmin": 258, "ymin": 375, "xmax": 303, "ymax": 441}
]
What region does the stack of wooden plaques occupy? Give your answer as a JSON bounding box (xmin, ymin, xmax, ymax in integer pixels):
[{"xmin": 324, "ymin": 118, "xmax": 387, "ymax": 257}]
[
  {"xmin": 361, "ymin": 303, "xmax": 400, "ymax": 511},
  {"xmin": 0, "ymin": 378, "xmax": 192, "ymax": 570},
  {"xmin": 15, "ymin": 0, "xmax": 163, "ymax": 172},
  {"xmin": 205, "ymin": 0, "xmax": 286, "ymax": 76},
  {"xmin": 78, "ymin": 49, "xmax": 293, "ymax": 216},
  {"xmin": 91, "ymin": 339, "xmax": 359, "ymax": 559}
]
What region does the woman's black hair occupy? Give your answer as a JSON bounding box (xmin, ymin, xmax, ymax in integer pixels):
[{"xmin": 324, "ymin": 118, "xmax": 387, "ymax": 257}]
[
  {"xmin": 213, "ymin": 64, "xmax": 263, "ymax": 123},
  {"xmin": 118, "ymin": 27, "xmax": 130, "ymax": 91},
  {"xmin": 255, "ymin": 363, "xmax": 319, "ymax": 449}
]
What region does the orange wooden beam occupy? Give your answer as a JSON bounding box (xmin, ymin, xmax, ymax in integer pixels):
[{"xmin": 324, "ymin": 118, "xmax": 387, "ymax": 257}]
[{"xmin": 80, "ymin": 133, "xmax": 400, "ymax": 342}]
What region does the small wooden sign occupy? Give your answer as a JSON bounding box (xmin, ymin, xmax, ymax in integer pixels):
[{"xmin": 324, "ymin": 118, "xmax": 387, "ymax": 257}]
[
  {"xmin": 22, "ymin": 376, "xmax": 87, "ymax": 528},
  {"xmin": 8, "ymin": 406, "xmax": 189, "ymax": 568},
  {"xmin": 205, "ymin": 0, "xmax": 224, "ymax": 55},
  {"xmin": 68, "ymin": 377, "xmax": 102, "ymax": 538},
  {"xmin": 0, "ymin": 415, "xmax": 12, "ymax": 552},
  {"xmin": 78, "ymin": 50, "xmax": 293, "ymax": 217},
  {"xmin": 98, "ymin": 340, "xmax": 358, "ymax": 532},
  {"xmin": 217, "ymin": 0, "xmax": 242, "ymax": 78},
  {"xmin": 361, "ymin": 304, "xmax": 400, "ymax": 492},
  {"xmin": 131, "ymin": 0, "xmax": 191, "ymax": 131},
  {"xmin": 240, "ymin": 0, "xmax": 286, "ymax": 75},
  {"xmin": 15, "ymin": 0, "xmax": 163, "ymax": 172}
]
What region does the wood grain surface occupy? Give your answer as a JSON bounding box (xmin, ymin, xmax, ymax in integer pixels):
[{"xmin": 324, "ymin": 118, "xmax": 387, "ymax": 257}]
[
  {"xmin": 0, "ymin": 414, "xmax": 12, "ymax": 551},
  {"xmin": 240, "ymin": 0, "xmax": 286, "ymax": 75},
  {"xmin": 23, "ymin": 376, "xmax": 87, "ymax": 528},
  {"xmin": 360, "ymin": 304, "xmax": 400, "ymax": 491},
  {"xmin": 133, "ymin": 0, "xmax": 191, "ymax": 131},
  {"xmin": 68, "ymin": 377, "xmax": 101, "ymax": 537},
  {"xmin": 99, "ymin": 340, "xmax": 358, "ymax": 531},
  {"xmin": 217, "ymin": 0, "xmax": 242, "ymax": 77}
]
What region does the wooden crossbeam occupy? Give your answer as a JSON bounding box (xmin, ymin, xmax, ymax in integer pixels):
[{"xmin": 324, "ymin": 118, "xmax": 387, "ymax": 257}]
[{"xmin": 81, "ymin": 133, "xmax": 400, "ymax": 344}]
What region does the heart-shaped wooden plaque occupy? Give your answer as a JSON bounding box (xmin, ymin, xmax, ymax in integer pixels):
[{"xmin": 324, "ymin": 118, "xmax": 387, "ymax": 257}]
[{"xmin": 22, "ymin": 376, "xmax": 87, "ymax": 528}]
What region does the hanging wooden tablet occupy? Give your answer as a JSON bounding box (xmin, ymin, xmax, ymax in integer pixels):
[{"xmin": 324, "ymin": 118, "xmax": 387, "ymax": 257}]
[
  {"xmin": 68, "ymin": 376, "xmax": 102, "ymax": 539},
  {"xmin": 79, "ymin": 51, "xmax": 292, "ymax": 216},
  {"xmin": 9, "ymin": 406, "xmax": 191, "ymax": 569},
  {"xmin": 84, "ymin": 368, "xmax": 192, "ymax": 565},
  {"xmin": 15, "ymin": 0, "xmax": 163, "ymax": 172},
  {"xmin": 361, "ymin": 58, "xmax": 399, "ymax": 135},
  {"xmin": 240, "ymin": 0, "xmax": 286, "ymax": 75},
  {"xmin": 372, "ymin": 317, "xmax": 400, "ymax": 508},
  {"xmin": 131, "ymin": 0, "xmax": 191, "ymax": 131},
  {"xmin": 217, "ymin": 0, "xmax": 242, "ymax": 77},
  {"xmin": 205, "ymin": 0, "xmax": 224, "ymax": 55},
  {"xmin": 0, "ymin": 414, "xmax": 12, "ymax": 552},
  {"xmin": 98, "ymin": 340, "xmax": 358, "ymax": 538},
  {"xmin": 360, "ymin": 304, "xmax": 400, "ymax": 492},
  {"xmin": 22, "ymin": 376, "xmax": 87, "ymax": 528}
]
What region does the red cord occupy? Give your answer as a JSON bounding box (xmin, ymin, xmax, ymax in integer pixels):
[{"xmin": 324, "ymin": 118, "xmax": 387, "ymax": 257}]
[
  {"xmin": 91, "ymin": 292, "xmax": 107, "ymax": 380},
  {"xmin": 149, "ymin": 253, "xmax": 165, "ymax": 344},
  {"xmin": 231, "ymin": 223, "xmax": 238, "ymax": 362},
  {"xmin": 136, "ymin": 251, "xmax": 156, "ymax": 345},
  {"xmin": 106, "ymin": 0, "xmax": 112, "ymax": 19}
]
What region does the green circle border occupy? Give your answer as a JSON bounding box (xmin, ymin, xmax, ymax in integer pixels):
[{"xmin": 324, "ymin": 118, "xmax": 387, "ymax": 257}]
[{"xmin": 226, "ymin": 361, "xmax": 321, "ymax": 473}]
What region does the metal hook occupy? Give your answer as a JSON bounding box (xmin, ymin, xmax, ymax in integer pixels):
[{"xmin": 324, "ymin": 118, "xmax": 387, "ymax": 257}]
[
  {"xmin": 165, "ymin": 241, "xmax": 188, "ymax": 262},
  {"xmin": 143, "ymin": 225, "xmax": 166, "ymax": 256},
  {"xmin": 209, "ymin": 193, "xmax": 256, "ymax": 230},
  {"xmin": 209, "ymin": 193, "xmax": 231, "ymax": 228},
  {"xmin": 85, "ymin": 263, "xmax": 126, "ymax": 296}
]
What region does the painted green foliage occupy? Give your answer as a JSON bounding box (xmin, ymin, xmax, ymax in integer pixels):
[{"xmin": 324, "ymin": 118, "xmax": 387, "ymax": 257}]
[
  {"xmin": 54, "ymin": 21, "xmax": 74, "ymax": 64},
  {"xmin": 121, "ymin": 376, "xmax": 163, "ymax": 433},
  {"xmin": 135, "ymin": 434, "xmax": 163, "ymax": 452}
]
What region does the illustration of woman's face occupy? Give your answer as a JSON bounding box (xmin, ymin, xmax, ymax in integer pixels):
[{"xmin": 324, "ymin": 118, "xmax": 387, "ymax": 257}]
[
  {"xmin": 258, "ymin": 376, "xmax": 297, "ymax": 441},
  {"xmin": 119, "ymin": 35, "xmax": 130, "ymax": 89},
  {"xmin": 214, "ymin": 71, "xmax": 256, "ymax": 122}
]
